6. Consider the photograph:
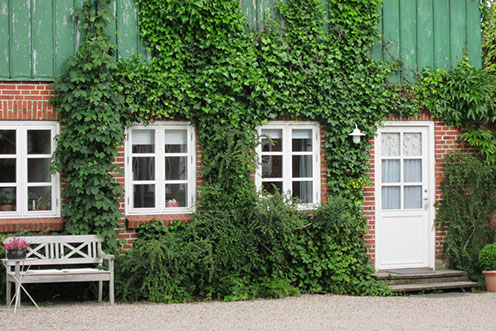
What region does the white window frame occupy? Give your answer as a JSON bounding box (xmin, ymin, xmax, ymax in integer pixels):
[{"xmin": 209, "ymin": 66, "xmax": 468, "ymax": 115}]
[
  {"xmin": 256, "ymin": 121, "xmax": 321, "ymax": 208},
  {"xmin": 0, "ymin": 121, "xmax": 60, "ymax": 219},
  {"xmin": 125, "ymin": 122, "xmax": 196, "ymax": 215}
]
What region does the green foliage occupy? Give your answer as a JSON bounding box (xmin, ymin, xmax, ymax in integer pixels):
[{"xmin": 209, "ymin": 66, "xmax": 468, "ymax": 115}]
[
  {"xmin": 50, "ymin": 0, "xmax": 128, "ymax": 248},
  {"xmin": 416, "ymin": 58, "xmax": 496, "ymax": 163},
  {"xmin": 482, "ymin": 4, "xmax": 496, "ymax": 75},
  {"xmin": 479, "ymin": 243, "xmax": 496, "ymax": 271},
  {"xmin": 435, "ymin": 152, "xmax": 496, "ymax": 280}
]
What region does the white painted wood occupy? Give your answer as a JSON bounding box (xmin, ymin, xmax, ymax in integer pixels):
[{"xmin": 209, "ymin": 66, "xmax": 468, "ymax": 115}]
[
  {"xmin": 3, "ymin": 235, "xmax": 114, "ymax": 305},
  {"xmin": 375, "ymin": 122, "xmax": 435, "ymax": 270}
]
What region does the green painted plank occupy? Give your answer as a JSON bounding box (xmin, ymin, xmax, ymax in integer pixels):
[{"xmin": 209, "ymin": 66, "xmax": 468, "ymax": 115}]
[
  {"xmin": 74, "ymin": 0, "xmax": 86, "ymax": 50},
  {"xmin": 449, "ymin": 0, "xmax": 466, "ymax": 67},
  {"xmin": 382, "ymin": 0, "xmax": 400, "ymax": 82},
  {"xmin": 399, "ymin": 0, "xmax": 417, "ymax": 80},
  {"xmin": 32, "ymin": 0, "xmax": 54, "ymax": 79},
  {"xmin": 372, "ymin": 6, "xmax": 383, "ymax": 62},
  {"xmin": 0, "ymin": 0, "xmax": 10, "ymax": 79},
  {"xmin": 54, "ymin": 0, "xmax": 76, "ymax": 77},
  {"xmin": 433, "ymin": 0, "xmax": 450, "ymax": 70},
  {"xmin": 466, "ymin": 0, "xmax": 481, "ymax": 68},
  {"xmin": 117, "ymin": 0, "xmax": 139, "ymax": 59},
  {"xmin": 10, "ymin": 0, "xmax": 31, "ymax": 78},
  {"xmin": 240, "ymin": 0, "xmax": 256, "ymax": 31},
  {"xmin": 104, "ymin": 0, "xmax": 117, "ymax": 55},
  {"xmin": 321, "ymin": 0, "xmax": 329, "ymax": 32},
  {"xmin": 417, "ymin": 0, "xmax": 434, "ymax": 71}
]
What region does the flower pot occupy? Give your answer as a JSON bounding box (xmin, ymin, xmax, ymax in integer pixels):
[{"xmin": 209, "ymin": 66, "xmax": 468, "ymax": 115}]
[
  {"xmin": 7, "ymin": 249, "xmax": 27, "ymax": 260},
  {"xmin": 1, "ymin": 204, "xmax": 13, "ymax": 211},
  {"xmin": 483, "ymin": 271, "xmax": 496, "ymax": 292}
]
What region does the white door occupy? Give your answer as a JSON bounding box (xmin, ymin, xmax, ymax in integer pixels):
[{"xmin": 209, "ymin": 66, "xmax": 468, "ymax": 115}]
[{"xmin": 375, "ymin": 122, "xmax": 435, "ymax": 270}]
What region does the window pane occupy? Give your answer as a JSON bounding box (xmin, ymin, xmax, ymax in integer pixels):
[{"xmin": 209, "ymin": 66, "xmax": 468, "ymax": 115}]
[
  {"xmin": 381, "ymin": 133, "xmax": 400, "ymax": 156},
  {"xmin": 132, "ymin": 157, "xmax": 155, "ymax": 180},
  {"xmin": 165, "ymin": 157, "xmax": 187, "ymax": 180},
  {"xmin": 0, "ymin": 159, "xmax": 16, "ymax": 182},
  {"xmin": 382, "ymin": 186, "xmax": 400, "ymax": 209},
  {"xmin": 404, "ymin": 159, "xmax": 422, "ymax": 182},
  {"xmin": 292, "ymin": 181, "xmax": 313, "ymax": 203},
  {"xmin": 0, "ymin": 187, "xmax": 16, "ymax": 211},
  {"xmin": 28, "ymin": 186, "xmax": 51, "ymax": 211},
  {"xmin": 165, "ymin": 130, "xmax": 187, "ymax": 153},
  {"xmin": 404, "ymin": 186, "xmax": 422, "ymax": 209},
  {"xmin": 292, "ymin": 155, "xmax": 313, "ymax": 178},
  {"xmin": 0, "ymin": 130, "xmax": 16, "ymax": 154},
  {"xmin": 28, "ymin": 158, "xmax": 51, "ymax": 182},
  {"xmin": 132, "ymin": 130, "xmax": 155, "ymax": 153},
  {"xmin": 165, "ymin": 184, "xmax": 187, "ymax": 207},
  {"xmin": 403, "ymin": 133, "xmax": 421, "ymax": 156},
  {"xmin": 261, "ymin": 129, "xmax": 282, "ymax": 152},
  {"xmin": 28, "ymin": 130, "xmax": 51, "ymax": 154},
  {"xmin": 382, "ymin": 160, "xmax": 400, "ymax": 183},
  {"xmin": 262, "ymin": 181, "xmax": 282, "ymax": 195},
  {"xmin": 261, "ymin": 155, "xmax": 282, "ymax": 178},
  {"xmin": 292, "ymin": 129, "xmax": 312, "ymax": 152},
  {"xmin": 133, "ymin": 184, "xmax": 155, "ymax": 208}
]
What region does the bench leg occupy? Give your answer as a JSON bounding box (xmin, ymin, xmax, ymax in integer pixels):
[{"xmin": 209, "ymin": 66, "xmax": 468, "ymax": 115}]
[
  {"xmin": 6, "ymin": 278, "xmax": 11, "ymax": 307},
  {"xmin": 109, "ymin": 279, "xmax": 114, "ymax": 305},
  {"xmin": 98, "ymin": 280, "xmax": 103, "ymax": 303}
]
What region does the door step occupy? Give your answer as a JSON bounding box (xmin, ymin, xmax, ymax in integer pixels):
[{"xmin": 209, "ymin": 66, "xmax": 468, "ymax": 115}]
[{"xmin": 372, "ymin": 269, "xmax": 479, "ymax": 293}]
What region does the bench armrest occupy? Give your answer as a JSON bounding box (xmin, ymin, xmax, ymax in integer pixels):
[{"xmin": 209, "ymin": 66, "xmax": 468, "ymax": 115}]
[{"xmin": 98, "ymin": 249, "xmax": 115, "ymax": 261}]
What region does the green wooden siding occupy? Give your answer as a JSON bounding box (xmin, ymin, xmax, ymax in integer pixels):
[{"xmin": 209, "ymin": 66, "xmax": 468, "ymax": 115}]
[{"xmin": 0, "ymin": 0, "xmax": 482, "ymax": 81}]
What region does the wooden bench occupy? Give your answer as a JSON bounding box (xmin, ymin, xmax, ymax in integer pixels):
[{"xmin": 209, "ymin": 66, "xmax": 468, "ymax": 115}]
[{"xmin": 4, "ymin": 235, "xmax": 114, "ymax": 306}]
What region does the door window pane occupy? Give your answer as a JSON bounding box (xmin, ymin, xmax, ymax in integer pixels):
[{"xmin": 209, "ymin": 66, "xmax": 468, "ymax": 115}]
[
  {"xmin": 403, "ymin": 133, "xmax": 421, "ymax": 156},
  {"xmin": 28, "ymin": 130, "xmax": 51, "ymax": 154},
  {"xmin": 381, "ymin": 133, "xmax": 400, "ymax": 156},
  {"xmin": 292, "ymin": 181, "xmax": 313, "ymax": 203},
  {"xmin": 165, "ymin": 184, "xmax": 187, "ymax": 207},
  {"xmin": 134, "ymin": 184, "xmax": 155, "ymax": 208},
  {"xmin": 165, "ymin": 130, "xmax": 187, "ymax": 153},
  {"xmin": 165, "ymin": 157, "xmax": 187, "ymax": 180},
  {"xmin": 261, "ymin": 129, "xmax": 282, "ymax": 152},
  {"xmin": 132, "ymin": 157, "xmax": 155, "ymax": 180},
  {"xmin": 382, "ymin": 186, "xmax": 400, "ymax": 209},
  {"xmin": 132, "ymin": 130, "xmax": 155, "ymax": 153},
  {"xmin": 382, "ymin": 160, "xmax": 400, "ymax": 183},
  {"xmin": 0, "ymin": 187, "xmax": 16, "ymax": 211},
  {"xmin": 292, "ymin": 155, "xmax": 313, "ymax": 177},
  {"xmin": 404, "ymin": 186, "xmax": 422, "ymax": 209},
  {"xmin": 0, "ymin": 159, "xmax": 16, "ymax": 182},
  {"xmin": 262, "ymin": 155, "xmax": 282, "ymax": 178},
  {"xmin": 28, "ymin": 186, "xmax": 51, "ymax": 211},
  {"xmin": 0, "ymin": 130, "xmax": 16, "ymax": 154},
  {"xmin": 404, "ymin": 160, "xmax": 422, "ymax": 182},
  {"xmin": 292, "ymin": 129, "xmax": 312, "ymax": 152},
  {"xmin": 28, "ymin": 158, "xmax": 51, "ymax": 182}
]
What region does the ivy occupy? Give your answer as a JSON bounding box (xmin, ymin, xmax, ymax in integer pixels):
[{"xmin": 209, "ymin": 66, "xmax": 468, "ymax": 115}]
[{"xmin": 50, "ymin": 0, "xmax": 129, "ymax": 249}]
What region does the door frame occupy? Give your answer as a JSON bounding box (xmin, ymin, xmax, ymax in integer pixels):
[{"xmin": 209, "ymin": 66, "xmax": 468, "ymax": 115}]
[{"xmin": 374, "ymin": 121, "xmax": 436, "ymax": 270}]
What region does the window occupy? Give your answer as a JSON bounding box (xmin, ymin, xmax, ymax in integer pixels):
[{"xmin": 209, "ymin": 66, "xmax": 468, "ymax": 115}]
[
  {"xmin": 125, "ymin": 122, "xmax": 195, "ymax": 214},
  {"xmin": 256, "ymin": 122, "xmax": 320, "ymax": 206},
  {"xmin": 0, "ymin": 121, "xmax": 60, "ymax": 218}
]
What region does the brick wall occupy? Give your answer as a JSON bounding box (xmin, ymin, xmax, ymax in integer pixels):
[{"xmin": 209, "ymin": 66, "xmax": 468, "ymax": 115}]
[{"xmin": 363, "ymin": 113, "xmax": 471, "ymax": 266}]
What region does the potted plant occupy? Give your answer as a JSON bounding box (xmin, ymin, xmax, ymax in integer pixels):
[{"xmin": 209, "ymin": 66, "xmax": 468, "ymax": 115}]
[
  {"xmin": 0, "ymin": 189, "xmax": 15, "ymax": 211},
  {"xmin": 2, "ymin": 236, "xmax": 30, "ymax": 259},
  {"xmin": 479, "ymin": 243, "xmax": 496, "ymax": 292},
  {"xmin": 29, "ymin": 191, "xmax": 51, "ymax": 210}
]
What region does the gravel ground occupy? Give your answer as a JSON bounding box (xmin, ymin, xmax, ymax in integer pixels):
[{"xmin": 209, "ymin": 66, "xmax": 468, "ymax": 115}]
[{"xmin": 1, "ymin": 292, "xmax": 495, "ymax": 331}]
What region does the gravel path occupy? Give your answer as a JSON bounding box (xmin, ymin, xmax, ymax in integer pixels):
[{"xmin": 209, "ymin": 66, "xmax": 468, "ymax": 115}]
[{"xmin": 1, "ymin": 293, "xmax": 495, "ymax": 330}]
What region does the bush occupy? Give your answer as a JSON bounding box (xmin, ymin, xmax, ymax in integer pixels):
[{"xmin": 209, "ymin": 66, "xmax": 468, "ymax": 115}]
[{"xmin": 479, "ymin": 243, "xmax": 496, "ymax": 271}]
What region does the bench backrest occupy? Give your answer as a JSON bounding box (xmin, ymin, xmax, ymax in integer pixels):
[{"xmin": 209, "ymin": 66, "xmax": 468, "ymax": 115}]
[{"xmin": 11, "ymin": 235, "xmax": 105, "ymax": 266}]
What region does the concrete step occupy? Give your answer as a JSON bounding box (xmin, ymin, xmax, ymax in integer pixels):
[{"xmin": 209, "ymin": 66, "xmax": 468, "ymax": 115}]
[
  {"xmin": 389, "ymin": 281, "xmax": 479, "ymax": 293},
  {"xmin": 372, "ymin": 269, "xmax": 468, "ymax": 282},
  {"xmin": 385, "ymin": 275, "xmax": 469, "ymax": 286}
]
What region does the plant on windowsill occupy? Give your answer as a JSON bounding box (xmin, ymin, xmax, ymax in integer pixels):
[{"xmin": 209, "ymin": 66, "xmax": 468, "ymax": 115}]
[
  {"xmin": 29, "ymin": 192, "xmax": 51, "ymax": 211},
  {"xmin": 0, "ymin": 189, "xmax": 15, "ymax": 212},
  {"xmin": 479, "ymin": 243, "xmax": 496, "ymax": 292},
  {"xmin": 2, "ymin": 236, "xmax": 30, "ymax": 260}
]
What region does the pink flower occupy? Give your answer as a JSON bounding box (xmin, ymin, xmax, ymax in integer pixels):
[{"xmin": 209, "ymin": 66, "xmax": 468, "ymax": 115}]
[{"xmin": 1, "ymin": 236, "xmax": 29, "ymax": 250}]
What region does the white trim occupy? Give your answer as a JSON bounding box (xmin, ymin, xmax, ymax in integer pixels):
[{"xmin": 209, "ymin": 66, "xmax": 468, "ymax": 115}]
[
  {"xmin": 0, "ymin": 121, "xmax": 60, "ymax": 218},
  {"xmin": 374, "ymin": 121, "xmax": 435, "ymax": 270},
  {"xmin": 125, "ymin": 122, "xmax": 196, "ymax": 215},
  {"xmin": 255, "ymin": 121, "xmax": 320, "ymax": 208}
]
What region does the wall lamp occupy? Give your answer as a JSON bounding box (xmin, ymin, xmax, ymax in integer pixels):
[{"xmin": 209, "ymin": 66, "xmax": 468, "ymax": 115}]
[{"xmin": 349, "ymin": 124, "xmax": 365, "ymax": 144}]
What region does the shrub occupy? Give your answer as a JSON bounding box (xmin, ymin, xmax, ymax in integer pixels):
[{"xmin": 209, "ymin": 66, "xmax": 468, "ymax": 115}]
[{"xmin": 479, "ymin": 243, "xmax": 496, "ymax": 271}]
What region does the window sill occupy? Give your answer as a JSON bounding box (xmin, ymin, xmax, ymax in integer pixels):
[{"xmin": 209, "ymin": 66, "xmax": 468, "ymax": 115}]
[
  {"xmin": 0, "ymin": 218, "xmax": 63, "ymax": 233},
  {"xmin": 126, "ymin": 214, "xmax": 193, "ymax": 229}
]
